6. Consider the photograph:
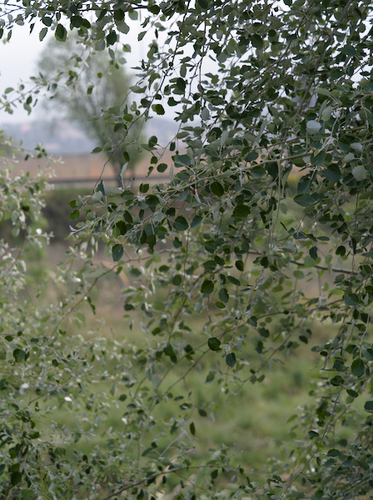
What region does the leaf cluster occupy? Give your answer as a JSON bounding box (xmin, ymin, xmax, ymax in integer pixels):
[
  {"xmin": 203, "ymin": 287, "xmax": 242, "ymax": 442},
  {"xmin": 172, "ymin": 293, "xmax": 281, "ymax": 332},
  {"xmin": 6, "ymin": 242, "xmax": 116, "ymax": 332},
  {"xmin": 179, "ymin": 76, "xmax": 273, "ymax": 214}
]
[{"xmin": 3, "ymin": 0, "xmax": 373, "ymax": 498}]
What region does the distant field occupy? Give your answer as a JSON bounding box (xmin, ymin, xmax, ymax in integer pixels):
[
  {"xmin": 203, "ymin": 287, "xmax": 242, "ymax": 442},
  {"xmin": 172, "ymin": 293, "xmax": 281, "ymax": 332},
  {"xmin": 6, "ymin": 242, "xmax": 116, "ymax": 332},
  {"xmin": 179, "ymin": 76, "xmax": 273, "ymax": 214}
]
[
  {"xmin": 24, "ymin": 241, "xmax": 336, "ymax": 478},
  {"xmin": 4, "ymin": 180, "xmax": 358, "ymax": 492}
]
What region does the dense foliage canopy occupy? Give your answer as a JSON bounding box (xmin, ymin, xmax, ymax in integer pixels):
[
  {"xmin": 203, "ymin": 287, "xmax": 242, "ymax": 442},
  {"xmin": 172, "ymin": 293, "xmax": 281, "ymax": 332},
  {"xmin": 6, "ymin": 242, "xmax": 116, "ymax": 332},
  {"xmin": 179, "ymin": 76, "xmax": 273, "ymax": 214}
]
[{"xmin": 2, "ymin": 0, "xmax": 373, "ymax": 498}]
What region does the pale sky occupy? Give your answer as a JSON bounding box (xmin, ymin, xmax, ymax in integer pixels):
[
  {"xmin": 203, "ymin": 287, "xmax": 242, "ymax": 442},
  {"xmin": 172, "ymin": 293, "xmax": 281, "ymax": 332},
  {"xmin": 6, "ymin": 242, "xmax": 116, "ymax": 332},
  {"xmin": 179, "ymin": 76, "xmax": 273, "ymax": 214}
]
[
  {"xmin": 1, "ymin": 24, "xmax": 45, "ymax": 124},
  {"xmin": 0, "ymin": 19, "xmax": 147, "ymax": 125},
  {"xmin": 0, "ymin": 15, "xmax": 216, "ymax": 130}
]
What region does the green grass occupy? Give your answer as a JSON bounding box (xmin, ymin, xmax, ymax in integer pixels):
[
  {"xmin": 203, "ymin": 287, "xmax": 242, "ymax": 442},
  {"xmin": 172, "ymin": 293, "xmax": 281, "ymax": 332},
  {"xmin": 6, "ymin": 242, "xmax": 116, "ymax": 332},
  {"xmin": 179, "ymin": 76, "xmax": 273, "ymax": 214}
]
[
  {"xmin": 34, "ymin": 360, "xmax": 314, "ymax": 474},
  {"xmin": 22, "ymin": 243, "xmax": 345, "ymax": 482},
  {"xmin": 36, "ymin": 312, "xmax": 318, "ymax": 472}
]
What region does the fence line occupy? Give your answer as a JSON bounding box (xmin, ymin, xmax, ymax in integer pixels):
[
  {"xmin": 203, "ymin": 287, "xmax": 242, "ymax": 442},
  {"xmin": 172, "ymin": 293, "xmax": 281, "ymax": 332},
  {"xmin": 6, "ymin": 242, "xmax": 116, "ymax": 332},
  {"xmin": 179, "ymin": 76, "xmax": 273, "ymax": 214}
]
[{"xmin": 51, "ymin": 175, "xmax": 171, "ymax": 185}]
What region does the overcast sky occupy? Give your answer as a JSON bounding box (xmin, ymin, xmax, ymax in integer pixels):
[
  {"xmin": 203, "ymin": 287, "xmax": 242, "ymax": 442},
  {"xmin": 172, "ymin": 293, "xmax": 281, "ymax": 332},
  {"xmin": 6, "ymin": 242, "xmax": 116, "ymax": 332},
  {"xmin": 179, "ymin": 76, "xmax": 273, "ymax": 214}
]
[
  {"xmin": 0, "ymin": 15, "xmax": 215, "ymax": 131},
  {"xmin": 0, "ymin": 19, "xmax": 147, "ymax": 125},
  {"xmin": 1, "ymin": 25, "xmax": 45, "ymax": 124}
]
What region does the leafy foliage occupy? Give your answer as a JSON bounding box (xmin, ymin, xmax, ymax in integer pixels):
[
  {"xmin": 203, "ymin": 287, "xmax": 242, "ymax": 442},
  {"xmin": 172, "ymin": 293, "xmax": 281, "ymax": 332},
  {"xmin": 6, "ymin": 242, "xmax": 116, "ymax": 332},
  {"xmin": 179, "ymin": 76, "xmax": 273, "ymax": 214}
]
[{"xmin": 2, "ymin": 0, "xmax": 373, "ymax": 499}]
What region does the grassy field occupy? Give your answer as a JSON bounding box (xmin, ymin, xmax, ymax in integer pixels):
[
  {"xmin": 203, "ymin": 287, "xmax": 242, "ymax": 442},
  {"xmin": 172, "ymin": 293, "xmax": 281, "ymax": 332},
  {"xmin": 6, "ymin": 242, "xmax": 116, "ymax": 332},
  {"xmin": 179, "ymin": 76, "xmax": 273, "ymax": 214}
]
[
  {"xmin": 4, "ymin": 186, "xmax": 356, "ymax": 492},
  {"xmin": 32, "ymin": 242, "xmax": 335, "ymax": 478}
]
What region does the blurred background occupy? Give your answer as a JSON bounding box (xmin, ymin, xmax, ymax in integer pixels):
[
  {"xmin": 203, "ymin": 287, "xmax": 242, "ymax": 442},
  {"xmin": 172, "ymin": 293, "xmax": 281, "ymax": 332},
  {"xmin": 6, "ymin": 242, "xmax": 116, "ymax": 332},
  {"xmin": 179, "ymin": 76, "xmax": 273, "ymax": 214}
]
[{"xmin": 0, "ymin": 23, "xmax": 324, "ymax": 475}]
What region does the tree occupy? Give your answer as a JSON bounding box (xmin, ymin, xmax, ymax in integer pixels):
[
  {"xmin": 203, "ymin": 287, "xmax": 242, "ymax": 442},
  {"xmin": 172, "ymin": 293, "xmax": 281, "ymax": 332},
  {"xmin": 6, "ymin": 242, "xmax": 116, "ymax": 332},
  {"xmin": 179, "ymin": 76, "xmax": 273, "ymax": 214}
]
[
  {"xmin": 2, "ymin": 0, "xmax": 373, "ymax": 499},
  {"xmin": 37, "ymin": 34, "xmax": 143, "ymax": 179}
]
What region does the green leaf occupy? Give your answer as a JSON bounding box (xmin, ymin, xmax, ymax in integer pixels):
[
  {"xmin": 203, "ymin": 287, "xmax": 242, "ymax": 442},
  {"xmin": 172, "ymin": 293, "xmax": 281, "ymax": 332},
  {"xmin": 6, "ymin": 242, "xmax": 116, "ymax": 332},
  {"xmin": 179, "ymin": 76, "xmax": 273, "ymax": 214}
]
[
  {"xmin": 145, "ymin": 195, "xmax": 159, "ymax": 208},
  {"xmin": 42, "ymin": 16, "xmax": 53, "ymax": 26},
  {"xmin": 227, "ymin": 276, "xmax": 241, "ymax": 286},
  {"xmin": 364, "ymin": 348, "xmax": 373, "ymax": 361},
  {"xmin": 112, "ymin": 244, "xmax": 124, "ymax": 262},
  {"xmin": 157, "ymin": 163, "xmax": 168, "ymax": 173},
  {"xmin": 235, "ymin": 260, "xmax": 244, "ymax": 271},
  {"xmin": 142, "ymin": 447, "xmax": 153, "ymax": 457},
  {"xmin": 309, "ymin": 246, "xmax": 318, "ymax": 261},
  {"xmin": 210, "ymin": 181, "xmax": 224, "ymax": 197},
  {"xmin": 13, "ymin": 349, "xmax": 26, "ymax": 362},
  {"xmin": 55, "ymin": 24, "xmax": 67, "ymax": 42},
  {"xmin": 218, "ymin": 287, "xmax": 229, "ymax": 303},
  {"xmin": 233, "ymin": 204, "xmax": 250, "ymax": 218},
  {"xmin": 131, "ymin": 84, "xmax": 146, "ymax": 93},
  {"xmin": 208, "ymin": 337, "xmax": 221, "ymax": 351},
  {"xmin": 251, "ymin": 34, "xmax": 263, "ymax": 49},
  {"xmin": 308, "ymin": 430, "xmax": 319, "ymax": 438},
  {"xmin": 226, "ymin": 353, "xmax": 236, "ymax": 368},
  {"xmin": 173, "ymin": 237, "xmax": 182, "ymax": 248},
  {"xmin": 197, "ymin": 0, "xmax": 209, "ymax": 8},
  {"xmin": 203, "ymin": 260, "xmax": 216, "ymax": 271},
  {"xmin": 70, "ymin": 209, "xmax": 80, "ymax": 220},
  {"xmin": 71, "ymin": 15, "xmax": 84, "ymax": 28},
  {"xmin": 191, "ymin": 215, "xmax": 202, "ymax": 228},
  {"xmin": 148, "ymin": 4, "xmax": 160, "ymax": 14},
  {"xmin": 39, "ymin": 27, "xmax": 48, "ymax": 41},
  {"xmin": 306, "ymin": 120, "xmax": 321, "ymax": 134},
  {"xmin": 324, "ymin": 165, "xmax": 341, "ymax": 183},
  {"xmin": 174, "ymin": 216, "xmax": 188, "ymax": 231},
  {"xmin": 364, "ymin": 401, "xmax": 373, "ymax": 412},
  {"xmin": 152, "ymin": 104, "xmax": 165, "ymax": 115},
  {"xmin": 106, "ymin": 31, "xmax": 118, "ymax": 46},
  {"xmin": 174, "ymin": 155, "xmax": 191, "ymax": 168},
  {"xmin": 91, "ymin": 146, "xmax": 103, "ymax": 154},
  {"xmin": 148, "ymin": 136, "xmax": 157, "ymax": 148},
  {"xmin": 351, "ymin": 358, "xmax": 365, "ymax": 377},
  {"xmin": 294, "ymin": 194, "xmax": 317, "ymax": 207},
  {"xmin": 176, "ymin": 78, "xmax": 186, "ymax": 92},
  {"xmin": 168, "ymin": 97, "xmax": 179, "ymax": 106},
  {"xmin": 352, "ymin": 165, "xmax": 367, "ymax": 181},
  {"xmin": 172, "ymin": 274, "xmax": 182, "ymax": 286},
  {"xmin": 330, "ymin": 375, "xmax": 344, "ymax": 386},
  {"xmin": 344, "ymin": 294, "xmax": 359, "ymax": 307},
  {"xmin": 11, "ymin": 471, "xmax": 23, "ymax": 486},
  {"xmin": 201, "ymin": 280, "xmax": 214, "ymax": 294},
  {"xmin": 96, "ymin": 180, "xmax": 105, "ymax": 196},
  {"xmin": 336, "ymin": 246, "xmax": 346, "ymax": 257},
  {"xmin": 293, "ymin": 270, "xmax": 304, "ymax": 279},
  {"xmin": 346, "ymin": 389, "xmax": 359, "ymax": 398}
]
